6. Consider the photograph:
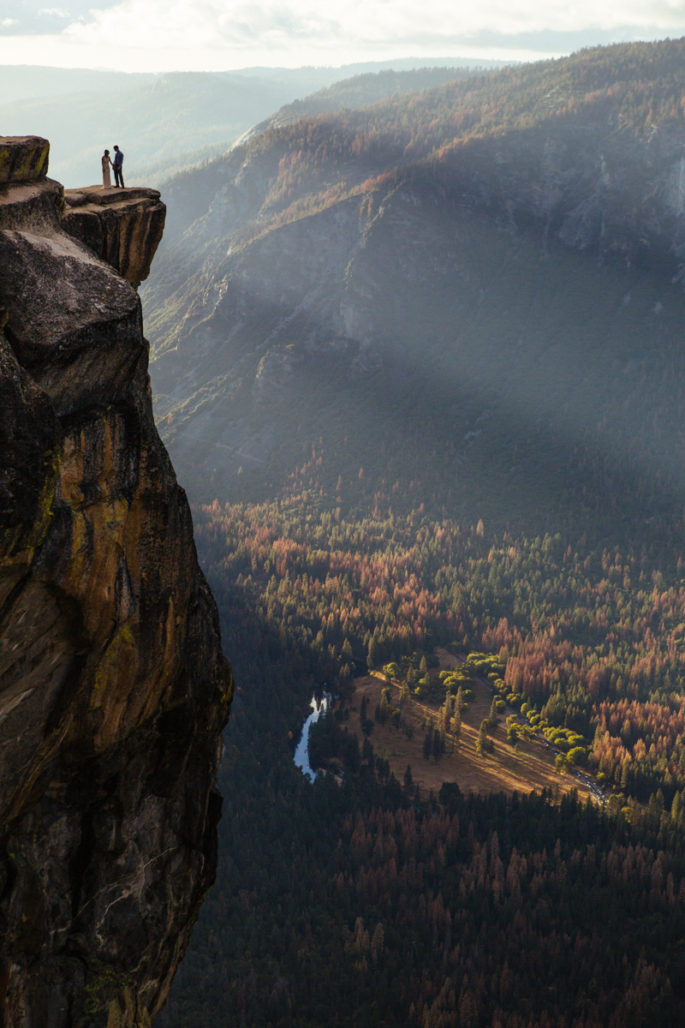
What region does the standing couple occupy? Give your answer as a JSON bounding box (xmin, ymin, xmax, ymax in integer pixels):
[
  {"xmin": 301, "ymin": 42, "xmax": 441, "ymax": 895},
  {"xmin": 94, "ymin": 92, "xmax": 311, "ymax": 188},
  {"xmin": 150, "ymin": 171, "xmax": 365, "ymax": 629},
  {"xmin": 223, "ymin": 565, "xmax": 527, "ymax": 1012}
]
[{"xmin": 101, "ymin": 145, "xmax": 124, "ymax": 187}]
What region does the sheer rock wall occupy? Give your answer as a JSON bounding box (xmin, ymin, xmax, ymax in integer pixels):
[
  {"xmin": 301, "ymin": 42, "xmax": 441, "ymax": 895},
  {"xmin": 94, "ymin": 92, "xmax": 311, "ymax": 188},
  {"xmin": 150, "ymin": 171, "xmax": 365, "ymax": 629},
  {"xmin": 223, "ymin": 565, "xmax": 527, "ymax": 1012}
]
[{"xmin": 0, "ymin": 136, "xmax": 232, "ymax": 1027}]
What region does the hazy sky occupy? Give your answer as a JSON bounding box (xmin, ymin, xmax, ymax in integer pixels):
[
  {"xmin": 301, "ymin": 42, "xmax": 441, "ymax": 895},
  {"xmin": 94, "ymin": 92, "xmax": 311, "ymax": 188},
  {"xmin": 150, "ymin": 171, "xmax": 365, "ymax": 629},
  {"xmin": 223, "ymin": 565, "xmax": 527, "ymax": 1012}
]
[{"xmin": 2, "ymin": 0, "xmax": 684, "ymax": 72}]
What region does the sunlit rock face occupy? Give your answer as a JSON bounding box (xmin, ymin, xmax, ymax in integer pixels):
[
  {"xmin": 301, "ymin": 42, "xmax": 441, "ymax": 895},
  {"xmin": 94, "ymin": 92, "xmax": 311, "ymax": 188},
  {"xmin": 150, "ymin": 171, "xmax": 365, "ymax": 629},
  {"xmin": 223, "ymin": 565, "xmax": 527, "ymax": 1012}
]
[{"xmin": 0, "ymin": 136, "xmax": 232, "ymax": 1027}]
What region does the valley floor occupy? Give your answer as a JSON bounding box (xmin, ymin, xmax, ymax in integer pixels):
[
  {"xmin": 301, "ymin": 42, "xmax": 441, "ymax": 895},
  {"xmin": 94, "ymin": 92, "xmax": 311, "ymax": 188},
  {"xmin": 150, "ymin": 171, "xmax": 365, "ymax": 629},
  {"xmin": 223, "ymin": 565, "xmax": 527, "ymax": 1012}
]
[{"xmin": 345, "ymin": 649, "xmax": 597, "ymax": 801}]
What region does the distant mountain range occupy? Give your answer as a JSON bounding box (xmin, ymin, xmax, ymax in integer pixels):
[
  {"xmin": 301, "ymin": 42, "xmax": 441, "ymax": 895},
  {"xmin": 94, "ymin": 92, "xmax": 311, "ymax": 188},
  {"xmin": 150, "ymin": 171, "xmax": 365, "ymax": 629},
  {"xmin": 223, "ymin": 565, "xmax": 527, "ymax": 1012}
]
[
  {"xmin": 142, "ymin": 37, "xmax": 685, "ymax": 540},
  {"xmin": 0, "ymin": 59, "xmax": 503, "ymax": 187}
]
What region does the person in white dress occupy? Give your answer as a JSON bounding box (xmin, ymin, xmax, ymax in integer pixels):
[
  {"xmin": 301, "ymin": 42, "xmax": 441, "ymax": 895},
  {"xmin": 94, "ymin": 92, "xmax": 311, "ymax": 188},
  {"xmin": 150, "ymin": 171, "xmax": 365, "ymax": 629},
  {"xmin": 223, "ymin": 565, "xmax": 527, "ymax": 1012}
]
[{"xmin": 101, "ymin": 149, "xmax": 112, "ymax": 187}]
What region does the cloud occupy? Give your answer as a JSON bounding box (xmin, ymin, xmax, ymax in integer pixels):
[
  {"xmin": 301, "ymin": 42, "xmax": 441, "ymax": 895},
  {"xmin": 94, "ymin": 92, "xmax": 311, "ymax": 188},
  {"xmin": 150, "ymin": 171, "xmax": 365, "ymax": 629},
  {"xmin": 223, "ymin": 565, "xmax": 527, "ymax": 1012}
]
[
  {"xmin": 3, "ymin": 0, "xmax": 685, "ymax": 70},
  {"xmin": 62, "ymin": 0, "xmax": 685, "ymax": 50},
  {"xmin": 0, "ymin": 1, "xmax": 120, "ymax": 35}
]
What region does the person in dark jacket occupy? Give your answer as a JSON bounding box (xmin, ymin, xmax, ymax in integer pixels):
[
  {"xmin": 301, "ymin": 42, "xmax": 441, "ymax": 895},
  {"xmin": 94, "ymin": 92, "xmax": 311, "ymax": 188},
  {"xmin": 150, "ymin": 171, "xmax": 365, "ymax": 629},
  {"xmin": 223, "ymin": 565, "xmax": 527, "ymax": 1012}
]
[{"xmin": 113, "ymin": 145, "xmax": 124, "ymax": 187}]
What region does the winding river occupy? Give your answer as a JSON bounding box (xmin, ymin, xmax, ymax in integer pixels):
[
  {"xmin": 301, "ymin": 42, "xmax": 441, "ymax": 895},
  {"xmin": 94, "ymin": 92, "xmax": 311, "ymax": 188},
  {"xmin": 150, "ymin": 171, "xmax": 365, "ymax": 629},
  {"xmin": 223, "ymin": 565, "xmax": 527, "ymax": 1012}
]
[{"xmin": 294, "ymin": 693, "xmax": 330, "ymax": 781}]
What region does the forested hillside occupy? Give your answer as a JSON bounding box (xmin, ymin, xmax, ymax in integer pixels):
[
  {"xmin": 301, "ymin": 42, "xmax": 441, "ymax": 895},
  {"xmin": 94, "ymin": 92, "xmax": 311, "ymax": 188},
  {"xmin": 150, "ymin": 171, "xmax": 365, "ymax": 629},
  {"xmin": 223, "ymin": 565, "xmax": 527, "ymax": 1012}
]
[
  {"xmin": 236, "ymin": 65, "xmax": 488, "ymax": 144},
  {"xmin": 145, "ymin": 38, "xmax": 685, "ymax": 538},
  {"xmin": 146, "ymin": 39, "xmax": 685, "ymax": 1025}
]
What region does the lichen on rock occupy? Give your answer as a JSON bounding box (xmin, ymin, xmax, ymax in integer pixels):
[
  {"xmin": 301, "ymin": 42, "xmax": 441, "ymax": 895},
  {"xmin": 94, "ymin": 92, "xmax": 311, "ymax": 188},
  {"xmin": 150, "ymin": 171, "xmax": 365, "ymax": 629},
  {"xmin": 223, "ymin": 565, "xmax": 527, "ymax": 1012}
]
[
  {"xmin": 0, "ymin": 135, "xmax": 232, "ymax": 1026},
  {"xmin": 0, "ymin": 137, "xmax": 49, "ymax": 186}
]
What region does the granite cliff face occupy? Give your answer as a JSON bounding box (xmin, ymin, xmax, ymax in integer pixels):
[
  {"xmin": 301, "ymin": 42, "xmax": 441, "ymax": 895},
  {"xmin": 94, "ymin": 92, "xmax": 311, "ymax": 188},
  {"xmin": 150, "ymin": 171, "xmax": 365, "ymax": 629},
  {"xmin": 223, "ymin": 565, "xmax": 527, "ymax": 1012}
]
[{"xmin": 0, "ymin": 137, "xmax": 232, "ymax": 1026}]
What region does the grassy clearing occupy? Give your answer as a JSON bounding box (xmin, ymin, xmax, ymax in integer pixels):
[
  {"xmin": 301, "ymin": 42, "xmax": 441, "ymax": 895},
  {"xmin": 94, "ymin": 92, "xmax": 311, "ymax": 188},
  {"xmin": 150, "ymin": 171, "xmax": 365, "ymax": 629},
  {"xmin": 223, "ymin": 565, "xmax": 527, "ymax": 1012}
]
[{"xmin": 345, "ymin": 648, "xmax": 596, "ymax": 801}]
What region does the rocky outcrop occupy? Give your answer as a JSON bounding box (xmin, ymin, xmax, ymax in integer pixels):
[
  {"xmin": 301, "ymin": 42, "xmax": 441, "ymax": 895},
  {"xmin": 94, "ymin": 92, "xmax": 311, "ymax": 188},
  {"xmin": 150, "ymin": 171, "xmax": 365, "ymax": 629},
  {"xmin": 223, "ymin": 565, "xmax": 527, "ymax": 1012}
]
[
  {"xmin": 0, "ymin": 137, "xmax": 49, "ymax": 186},
  {"xmin": 0, "ymin": 136, "xmax": 232, "ymax": 1026},
  {"xmin": 62, "ymin": 187, "xmax": 166, "ymax": 288}
]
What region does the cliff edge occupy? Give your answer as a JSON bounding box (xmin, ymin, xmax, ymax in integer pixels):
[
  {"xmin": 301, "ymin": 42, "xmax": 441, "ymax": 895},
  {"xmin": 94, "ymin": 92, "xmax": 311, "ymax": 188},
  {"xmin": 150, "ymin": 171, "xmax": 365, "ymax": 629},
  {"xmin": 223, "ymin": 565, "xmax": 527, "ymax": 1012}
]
[
  {"xmin": 0, "ymin": 136, "xmax": 232, "ymax": 1027},
  {"xmin": 62, "ymin": 185, "xmax": 166, "ymax": 289}
]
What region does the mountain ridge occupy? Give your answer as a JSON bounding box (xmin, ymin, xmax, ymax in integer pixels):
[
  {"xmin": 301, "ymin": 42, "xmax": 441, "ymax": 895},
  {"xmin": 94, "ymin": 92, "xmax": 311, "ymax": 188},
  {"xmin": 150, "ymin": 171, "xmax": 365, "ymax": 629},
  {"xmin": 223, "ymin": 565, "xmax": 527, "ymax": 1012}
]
[
  {"xmin": 0, "ymin": 59, "xmax": 504, "ymax": 188},
  {"xmin": 141, "ymin": 38, "xmax": 685, "ymax": 541}
]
